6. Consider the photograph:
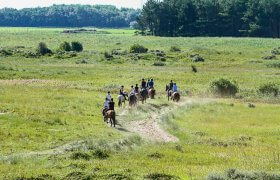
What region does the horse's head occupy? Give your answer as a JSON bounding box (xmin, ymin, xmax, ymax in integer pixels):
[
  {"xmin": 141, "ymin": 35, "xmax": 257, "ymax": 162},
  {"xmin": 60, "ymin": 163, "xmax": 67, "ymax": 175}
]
[{"xmin": 166, "ymin": 85, "xmax": 169, "ymax": 91}]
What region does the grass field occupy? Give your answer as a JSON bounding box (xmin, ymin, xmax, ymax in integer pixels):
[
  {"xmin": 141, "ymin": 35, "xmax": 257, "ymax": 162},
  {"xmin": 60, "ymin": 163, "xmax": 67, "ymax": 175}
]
[{"xmin": 0, "ymin": 28, "xmax": 280, "ymax": 179}]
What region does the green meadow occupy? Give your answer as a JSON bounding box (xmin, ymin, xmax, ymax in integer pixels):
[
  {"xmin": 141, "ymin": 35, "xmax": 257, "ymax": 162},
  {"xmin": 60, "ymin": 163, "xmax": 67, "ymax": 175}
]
[{"xmin": 0, "ymin": 28, "xmax": 280, "ymax": 179}]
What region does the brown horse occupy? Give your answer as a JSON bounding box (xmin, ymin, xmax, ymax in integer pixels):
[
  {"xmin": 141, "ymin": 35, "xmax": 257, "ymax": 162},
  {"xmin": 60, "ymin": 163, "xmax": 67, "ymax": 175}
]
[
  {"xmin": 140, "ymin": 88, "xmax": 148, "ymax": 104},
  {"xmin": 171, "ymin": 92, "xmax": 180, "ymax": 102},
  {"xmin": 129, "ymin": 94, "xmax": 137, "ymax": 107},
  {"xmin": 148, "ymin": 88, "xmax": 156, "ymax": 99},
  {"xmin": 104, "ymin": 110, "xmax": 116, "ymax": 127}
]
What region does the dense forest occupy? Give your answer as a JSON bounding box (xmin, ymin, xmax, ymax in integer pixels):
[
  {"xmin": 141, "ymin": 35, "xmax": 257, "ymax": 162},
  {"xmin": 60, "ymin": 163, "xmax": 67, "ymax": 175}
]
[
  {"xmin": 0, "ymin": 4, "xmax": 140, "ymax": 27},
  {"xmin": 137, "ymin": 0, "xmax": 280, "ymax": 38}
]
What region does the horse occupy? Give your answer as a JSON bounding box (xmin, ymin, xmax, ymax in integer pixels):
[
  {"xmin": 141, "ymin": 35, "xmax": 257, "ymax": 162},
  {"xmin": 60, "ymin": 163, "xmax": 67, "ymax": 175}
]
[
  {"xmin": 148, "ymin": 88, "xmax": 156, "ymax": 99},
  {"xmin": 140, "ymin": 88, "xmax": 148, "ymax": 104},
  {"xmin": 171, "ymin": 92, "xmax": 180, "ymax": 102},
  {"xmin": 117, "ymin": 92, "xmax": 128, "ymax": 107},
  {"xmin": 166, "ymin": 85, "xmax": 173, "ymax": 101},
  {"xmin": 129, "ymin": 93, "xmax": 137, "ymax": 107},
  {"xmin": 104, "ymin": 110, "xmax": 116, "ymax": 127}
]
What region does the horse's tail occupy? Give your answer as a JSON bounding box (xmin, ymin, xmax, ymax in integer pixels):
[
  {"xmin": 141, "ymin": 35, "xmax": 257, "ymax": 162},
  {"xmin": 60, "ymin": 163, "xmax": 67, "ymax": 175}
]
[{"xmin": 118, "ymin": 100, "xmax": 122, "ymax": 107}]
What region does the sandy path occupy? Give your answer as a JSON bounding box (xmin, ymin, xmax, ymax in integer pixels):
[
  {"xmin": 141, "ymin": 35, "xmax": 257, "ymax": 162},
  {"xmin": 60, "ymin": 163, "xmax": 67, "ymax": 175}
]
[{"xmin": 123, "ymin": 99, "xmax": 196, "ymax": 143}]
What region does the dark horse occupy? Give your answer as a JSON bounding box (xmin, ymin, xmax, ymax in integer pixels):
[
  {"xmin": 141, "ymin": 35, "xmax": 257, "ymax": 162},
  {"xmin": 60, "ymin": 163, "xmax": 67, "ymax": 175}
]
[
  {"xmin": 129, "ymin": 94, "xmax": 137, "ymax": 107},
  {"xmin": 166, "ymin": 85, "xmax": 173, "ymax": 101},
  {"xmin": 148, "ymin": 88, "xmax": 156, "ymax": 99},
  {"xmin": 140, "ymin": 88, "xmax": 148, "ymax": 104},
  {"xmin": 104, "ymin": 110, "xmax": 116, "ymax": 127}
]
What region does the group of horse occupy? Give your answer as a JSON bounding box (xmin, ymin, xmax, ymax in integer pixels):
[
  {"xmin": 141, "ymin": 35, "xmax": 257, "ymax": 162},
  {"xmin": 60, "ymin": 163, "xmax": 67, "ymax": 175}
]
[
  {"xmin": 103, "ymin": 85, "xmax": 180, "ymax": 128},
  {"xmin": 117, "ymin": 87, "xmax": 156, "ymax": 108}
]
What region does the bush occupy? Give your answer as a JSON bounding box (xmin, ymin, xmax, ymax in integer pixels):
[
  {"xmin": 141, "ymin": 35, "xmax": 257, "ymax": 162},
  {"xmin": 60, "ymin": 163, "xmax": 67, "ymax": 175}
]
[
  {"xmin": 0, "ymin": 48, "xmax": 13, "ymax": 56},
  {"xmin": 92, "ymin": 149, "xmax": 109, "ymax": 159},
  {"xmin": 267, "ymin": 62, "xmax": 280, "ymax": 68},
  {"xmin": 70, "ymin": 152, "xmax": 91, "ymax": 160},
  {"xmin": 210, "ymin": 78, "xmax": 238, "ymax": 96},
  {"xmin": 207, "ymin": 169, "xmax": 280, "ymax": 180},
  {"xmin": 59, "ymin": 41, "xmax": 71, "ymax": 51},
  {"xmin": 191, "ymin": 54, "xmax": 205, "ymax": 62},
  {"xmin": 36, "ymin": 42, "xmax": 52, "ymax": 55},
  {"xmin": 153, "ymin": 61, "xmax": 166, "ymax": 66},
  {"xmin": 170, "ymin": 46, "xmax": 181, "ymax": 52},
  {"xmin": 145, "ymin": 173, "xmax": 179, "ymax": 180},
  {"xmin": 71, "ymin": 41, "xmax": 83, "ymax": 52},
  {"xmin": 191, "ymin": 65, "xmax": 198, "ymax": 73},
  {"xmin": 104, "ymin": 51, "xmax": 113, "ymax": 60},
  {"xmin": 259, "ymin": 83, "xmax": 279, "ymax": 97},
  {"xmin": 130, "ymin": 44, "xmax": 148, "ymax": 53}
]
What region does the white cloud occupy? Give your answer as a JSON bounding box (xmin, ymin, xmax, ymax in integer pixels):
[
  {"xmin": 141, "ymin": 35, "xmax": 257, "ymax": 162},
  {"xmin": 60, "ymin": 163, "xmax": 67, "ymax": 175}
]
[{"xmin": 0, "ymin": 0, "xmax": 144, "ymax": 9}]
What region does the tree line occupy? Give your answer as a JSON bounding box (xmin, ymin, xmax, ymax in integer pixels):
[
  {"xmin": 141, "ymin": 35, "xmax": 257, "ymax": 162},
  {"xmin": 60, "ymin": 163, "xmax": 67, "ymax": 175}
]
[
  {"xmin": 137, "ymin": 0, "xmax": 280, "ymax": 38},
  {"xmin": 0, "ymin": 4, "xmax": 140, "ymax": 27}
]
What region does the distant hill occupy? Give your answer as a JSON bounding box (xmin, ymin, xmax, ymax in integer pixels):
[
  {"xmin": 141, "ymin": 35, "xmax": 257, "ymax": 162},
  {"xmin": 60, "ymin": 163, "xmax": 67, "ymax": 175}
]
[{"xmin": 0, "ymin": 4, "xmax": 140, "ymax": 27}]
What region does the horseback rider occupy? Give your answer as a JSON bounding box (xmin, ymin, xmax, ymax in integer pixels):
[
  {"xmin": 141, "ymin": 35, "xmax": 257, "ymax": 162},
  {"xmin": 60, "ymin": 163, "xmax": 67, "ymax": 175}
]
[
  {"xmin": 130, "ymin": 85, "xmax": 135, "ymax": 96},
  {"xmin": 109, "ymin": 98, "xmax": 115, "ymax": 111},
  {"xmin": 106, "ymin": 91, "xmax": 112, "ymax": 101},
  {"xmin": 135, "ymin": 84, "xmax": 139, "ymax": 94},
  {"xmin": 141, "ymin": 79, "xmax": 147, "ymax": 89},
  {"xmin": 173, "ymin": 83, "xmax": 178, "ymax": 92},
  {"xmin": 147, "ymin": 79, "xmax": 151, "ymax": 89},
  {"xmin": 119, "ymin": 85, "xmax": 126, "ymax": 100},
  {"xmin": 102, "ymin": 98, "xmax": 109, "ymax": 116},
  {"xmin": 148, "ymin": 79, "xmax": 154, "ymax": 89}
]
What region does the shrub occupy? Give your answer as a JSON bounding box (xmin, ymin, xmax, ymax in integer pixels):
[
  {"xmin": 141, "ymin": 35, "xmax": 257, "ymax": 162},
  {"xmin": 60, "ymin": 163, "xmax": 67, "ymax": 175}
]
[
  {"xmin": 59, "ymin": 41, "xmax": 71, "ymax": 51},
  {"xmin": 267, "ymin": 62, "xmax": 280, "ymax": 68},
  {"xmin": 104, "ymin": 51, "xmax": 113, "ymax": 60},
  {"xmin": 36, "ymin": 42, "xmax": 52, "ymax": 55},
  {"xmin": 207, "ymin": 169, "xmax": 280, "ymax": 180},
  {"xmin": 130, "ymin": 44, "xmax": 148, "ymax": 53},
  {"xmin": 92, "ymin": 149, "xmax": 109, "ymax": 159},
  {"xmin": 191, "ymin": 65, "xmax": 198, "ymax": 73},
  {"xmin": 70, "ymin": 152, "xmax": 91, "ymax": 160},
  {"xmin": 145, "ymin": 173, "xmax": 179, "ymax": 180},
  {"xmin": 271, "ymin": 47, "xmax": 280, "ymax": 55},
  {"xmin": 170, "ymin": 46, "xmax": 181, "ymax": 52},
  {"xmin": 0, "ymin": 48, "xmax": 13, "ymax": 56},
  {"xmin": 71, "ymin": 41, "xmax": 83, "ymax": 52},
  {"xmin": 210, "ymin": 78, "xmax": 238, "ymax": 96},
  {"xmin": 153, "ymin": 61, "xmax": 166, "ymax": 66},
  {"xmin": 262, "ymin": 55, "xmax": 276, "ymax": 60},
  {"xmin": 259, "ymin": 83, "xmax": 279, "ymax": 97},
  {"xmin": 192, "ymin": 54, "xmax": 205, "ymax": 62}
]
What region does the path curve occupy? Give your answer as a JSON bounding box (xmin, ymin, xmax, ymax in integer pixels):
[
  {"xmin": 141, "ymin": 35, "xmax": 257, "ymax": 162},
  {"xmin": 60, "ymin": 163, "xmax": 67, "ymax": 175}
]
[{"xmin": 121, "ymin": 98, "xmax": 196, "ymax": 143}]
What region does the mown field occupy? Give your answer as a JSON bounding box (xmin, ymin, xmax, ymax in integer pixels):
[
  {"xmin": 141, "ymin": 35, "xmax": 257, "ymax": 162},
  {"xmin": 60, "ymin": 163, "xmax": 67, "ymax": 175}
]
[{"xmin": 0, "ymin": 27, "xmax": 280, "ymax": 179}]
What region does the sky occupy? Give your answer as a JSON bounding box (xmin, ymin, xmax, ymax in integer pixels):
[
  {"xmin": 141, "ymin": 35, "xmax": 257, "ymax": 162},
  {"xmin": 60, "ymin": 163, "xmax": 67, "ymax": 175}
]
[{"xmin": 0, "ymin": 0, "xmax": 145, "ymax": 9}]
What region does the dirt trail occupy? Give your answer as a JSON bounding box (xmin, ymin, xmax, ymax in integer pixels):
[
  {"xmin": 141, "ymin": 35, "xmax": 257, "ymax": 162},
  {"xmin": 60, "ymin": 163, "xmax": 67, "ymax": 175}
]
[{"xmin": 122, "ymin": 98, "xmax": 199, "ymax": 143}]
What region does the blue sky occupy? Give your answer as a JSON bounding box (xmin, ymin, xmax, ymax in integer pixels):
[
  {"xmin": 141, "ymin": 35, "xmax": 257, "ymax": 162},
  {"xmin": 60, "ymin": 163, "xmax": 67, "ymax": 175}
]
[{"xmin": 0, "ymin": 0, "xmax": 144, "ymax": 9}]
